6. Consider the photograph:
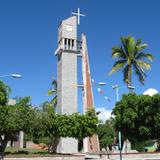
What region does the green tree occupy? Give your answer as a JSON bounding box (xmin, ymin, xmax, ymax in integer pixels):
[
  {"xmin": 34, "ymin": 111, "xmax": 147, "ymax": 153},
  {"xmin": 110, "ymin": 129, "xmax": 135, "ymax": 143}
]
[
  {"xmin": 97, "ymin": 120, "xmax": 115, "ymax": 151},
  {"xmin": 0, "ymin": 80, "xmax": 99, "ymax": 155},
  {"xmin": 0, "ymin": 81, "xmax": 11, "ymax": 106},
  {"xmin": 47, "ymin": 77, "xmax": 57, "ymax": 108},
  {"xmin": 31, "ymin": 108, "xmax": 99, "ymax": 153},
  {"xmin": 0, "ymin": 80, "xmax": 36, "ymax": 158},
  {"xmin": 40, "ymin": 101, "xmax": 53, "ymax": 112},
  {"xmin": 109, "ymin": 36, "xmax": 153, "ymax": 85},
  {"xmin": 112, "ymin": 93, "xmax": 160, "ymax": 151},
  {"xmin": 0, "ymin": 97, "xmax": 36, "ymax": 157}
]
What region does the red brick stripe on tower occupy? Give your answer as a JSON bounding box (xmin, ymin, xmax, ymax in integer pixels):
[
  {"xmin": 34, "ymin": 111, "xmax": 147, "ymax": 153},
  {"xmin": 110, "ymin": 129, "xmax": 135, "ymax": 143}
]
[{"xmin": 81, "ymin": 34, "xmax": 100, "ymax": 152}]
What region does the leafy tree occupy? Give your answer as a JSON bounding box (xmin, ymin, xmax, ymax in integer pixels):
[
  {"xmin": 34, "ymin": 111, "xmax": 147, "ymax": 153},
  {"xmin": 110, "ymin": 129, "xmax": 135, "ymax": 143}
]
[
  {"xmin": 31, "ymin": 107, "xmax": 99, "ymax": 153},
  {"xmin": 109, "ymin": 36, "xmax": 153, "ymax": 85},
  {"xmin": 97, "ymin": 120, "xmax": 115, "ymax": 151},
  {"xmin": 0, "ymin": 81, "xmax": 11, "ymax": 105},
  {"xmin": 47, "ymin": 77, "xmax": 57, "ymax": 108},
  {"xmin": 40, "ymin": 101, "xmax": 54, "ymax": 112},
  {"xmin": 0, "ymin": 97, "xmax": 36, "ymax": 157},
  {"xmin": 0, "ymin": 80, "xmax": 36, "ymax": 158},
  {"xmin": 0, "ymin": 81, "xmax": 99, "ymax": 155},
  {"xmin": 112, "ymin": 93, "xmax": 160, "ymax": 151}
]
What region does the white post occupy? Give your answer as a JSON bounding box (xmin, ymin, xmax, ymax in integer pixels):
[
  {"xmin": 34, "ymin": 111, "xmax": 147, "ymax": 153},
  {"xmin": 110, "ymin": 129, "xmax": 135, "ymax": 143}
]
[
  {"xmin": 116, "ymin": 87, "xmax": 119, "ymax": 101},
  {"xmin": 115, "ymin": 86, "xmax": 122, "ymax": 160},
  {"xmin": 19, "ymin": 131, "xmax": 24, "ymax": 148}
]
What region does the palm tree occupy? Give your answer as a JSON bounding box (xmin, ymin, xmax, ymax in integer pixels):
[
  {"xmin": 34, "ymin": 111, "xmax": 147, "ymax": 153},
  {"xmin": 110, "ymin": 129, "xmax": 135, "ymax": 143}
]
[
  {"xmin": 45, "ymin": 78, "xmax": 58, "ymax": 153},
  {"xmin": 109, "ymin": 36, "xmax": 153, "ymax": 85},
  {"xmin": 47, "ymin": 77, "xmax": 57, "ymax": 108}
]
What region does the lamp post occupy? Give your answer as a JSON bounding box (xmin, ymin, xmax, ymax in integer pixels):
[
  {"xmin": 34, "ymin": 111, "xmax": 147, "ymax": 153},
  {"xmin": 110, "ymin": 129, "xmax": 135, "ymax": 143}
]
[
  {"xmin": 0, "ymin": 74, "xmax": 22, "ymax": 78},
  {"xmin": 113, "ymin": 84, "xmax": 135, "ymax": 160},
  {"xmin": 98, "ymin": 82, "xmax": 135, "ymax": 160}
]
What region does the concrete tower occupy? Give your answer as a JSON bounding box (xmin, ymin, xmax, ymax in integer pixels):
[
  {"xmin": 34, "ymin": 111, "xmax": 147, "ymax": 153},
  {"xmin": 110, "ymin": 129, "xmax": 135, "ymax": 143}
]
[{"xmin": 55, "ymin": 16, "xmax": 78, "ymax": 153}]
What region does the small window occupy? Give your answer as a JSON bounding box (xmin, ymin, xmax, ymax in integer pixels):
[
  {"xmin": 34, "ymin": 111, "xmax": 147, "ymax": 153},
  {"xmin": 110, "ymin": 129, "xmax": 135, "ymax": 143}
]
[
  {"xmin": 72, "ymin": 40, "xmax": 74, "ymax": 48},
  {"xmin": 64, "ymin": 39, "xmax": 67, "ymax": 45},
  {"xmin": 64, "ymin": 39, "xmax": 67, "ymax": 49},
  {"xmin": 68, "ymin": 39, "xmax": 71, "ymax": 49}
]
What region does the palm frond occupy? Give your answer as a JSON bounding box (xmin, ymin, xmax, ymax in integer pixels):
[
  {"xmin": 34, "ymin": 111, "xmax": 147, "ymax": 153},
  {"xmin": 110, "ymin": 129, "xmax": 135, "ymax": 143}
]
[
  {"xmin": 136, "ymin": 44, "xmax": 148, "ymax": 52},
  {"xmin": 109, "ymin": 60, "xmax": 126, "ymax": 75},
  {"xmin": 112, "ymin": 46, "xmax": 126, "ymax": 59},
  {"xmin": 47, "ymin": 89, "xmax": 57, "ymax": 96},
  {"xmin": 50, "ymin": 95, "xmax": 57, "ymax": 107},
  {"xmin": 133, "ymin": 64, "xmax": 145, "ymax": 84},
  {"xmin": 127, "ymin": 36, "xmax": 135, "ymax": 54},
  {"xmin": 51, "ymin": 78, "xmax": 57, "ymax": 88},
  {"xmin": 48, "ymin": 77, "xmax": 57, "ymax": 96},
  {"xmin": 136, "ymin": 60, "xmax": 151, "ymax": 70},
  {"xmin": 47, "ymin": 77, "xmax": 58, "ymax": 108},
  {"xmin": 136, "ymin": 53, "xmax": 153, "ymax": 61},
  {"xmin": 120, "ymin": 36, "xmax": 129, "ymax": 56},
  {"xmin": 135, "ymin": 38, "xmax": 142, "ymax": 46}
]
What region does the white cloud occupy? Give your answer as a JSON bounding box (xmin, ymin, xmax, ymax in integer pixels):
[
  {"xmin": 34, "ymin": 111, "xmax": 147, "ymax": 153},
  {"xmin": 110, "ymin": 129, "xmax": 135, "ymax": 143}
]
[
  {"xmin": 96, "ymin": 107, "xmax": 112, "ymax": 122},
  {"xmin": 143, "ymin": 88, "xmax": 158, "ymax": 96}
]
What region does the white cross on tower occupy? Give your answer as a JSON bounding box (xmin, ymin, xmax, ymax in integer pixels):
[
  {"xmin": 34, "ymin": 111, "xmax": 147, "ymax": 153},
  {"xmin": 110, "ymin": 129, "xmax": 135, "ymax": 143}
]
[{"xmin": 72, "ymin": 8, "xmax": 85, "ymax": 25}]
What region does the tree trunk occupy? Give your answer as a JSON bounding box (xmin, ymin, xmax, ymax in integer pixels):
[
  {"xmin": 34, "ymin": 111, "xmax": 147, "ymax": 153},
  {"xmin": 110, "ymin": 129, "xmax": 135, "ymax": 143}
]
[
  {"xmin": 0, "ymin": 135, "xmax": 8, "ymax": 159},
  {"xmin": 128, "ymin": 72, "xmax": 134, "ymax": 93},
  {"xmin": 48, "ymin": 137, "xmax": 59, "ymax": 153},
  {"xmin": 0, "ymin": 138, "xmax": 8, "ymax": 158}
]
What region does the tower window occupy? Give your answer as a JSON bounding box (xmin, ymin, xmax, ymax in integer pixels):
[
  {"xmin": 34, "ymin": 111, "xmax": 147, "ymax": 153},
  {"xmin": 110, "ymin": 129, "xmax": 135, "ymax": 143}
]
[
  {"xmin": 64, "ymin": 38, "xmax": 67, "ymax": 49},
  {"xmin": 72, "ymin": 39, "xmax": 74, "ymax": 49},
  {"xmin": 64, "ymin": 39, "xmax": 67, "ymax": 45},
  {"xmin": 68, "ymin": 39, "xmax": 71, "ymax": 49}
]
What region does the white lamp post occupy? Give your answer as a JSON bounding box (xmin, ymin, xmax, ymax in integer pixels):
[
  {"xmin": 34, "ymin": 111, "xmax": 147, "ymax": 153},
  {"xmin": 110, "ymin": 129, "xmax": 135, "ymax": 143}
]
[{"xmin": 112, "ymin": 84, "xmax": 135, "ymax": 101}]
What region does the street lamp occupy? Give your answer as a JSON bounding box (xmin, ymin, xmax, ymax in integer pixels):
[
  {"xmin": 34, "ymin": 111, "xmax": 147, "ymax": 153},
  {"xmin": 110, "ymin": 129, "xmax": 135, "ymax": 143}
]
[
  {"xmin": 0, "ymin": 74, "xmax": 22, "ymax": 78},
  {"xmin": 98, "ymin": 82, "xmax": 135, "ymax": 160},
  {"xmin": 112, "ymin": 84, "xmax": 135, "ymax": 160},
  {"xmin": 112, "ymin": 84, "xmax": 135, "ymax": 101}
]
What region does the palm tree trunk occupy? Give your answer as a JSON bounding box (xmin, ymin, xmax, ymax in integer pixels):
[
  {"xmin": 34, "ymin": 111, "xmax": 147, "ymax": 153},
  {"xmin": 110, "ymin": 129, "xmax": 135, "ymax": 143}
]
[{"xmin": 128, "ymin": 69, "xmax": 133, "ymax": 93}]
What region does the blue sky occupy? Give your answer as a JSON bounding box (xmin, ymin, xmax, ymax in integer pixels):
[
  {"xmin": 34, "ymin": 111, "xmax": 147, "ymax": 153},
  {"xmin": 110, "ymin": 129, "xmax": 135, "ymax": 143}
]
[{"xmin": 0, "ymin": 0, "xmax": 160, "ymax": 113}]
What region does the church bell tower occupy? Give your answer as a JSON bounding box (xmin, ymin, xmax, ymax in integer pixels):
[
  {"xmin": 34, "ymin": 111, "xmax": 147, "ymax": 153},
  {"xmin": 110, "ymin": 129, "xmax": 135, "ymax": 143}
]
[{"xmin": 55, "ymin": 16, "xmax": 78, "ymax": 153}]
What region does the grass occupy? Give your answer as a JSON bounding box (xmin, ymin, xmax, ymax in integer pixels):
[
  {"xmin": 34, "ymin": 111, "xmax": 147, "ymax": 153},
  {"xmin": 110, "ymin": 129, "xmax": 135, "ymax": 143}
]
[
  {"xmin": 4, "ymin": 147, "xmax": 73, "ymax": 157},
  {"xmin": 5, "ymin": 147, "xmax": 47, "ymax": 153},
  {"xmin": 5, "ymin": 147, "xmax": 51, "ymax": 157}
]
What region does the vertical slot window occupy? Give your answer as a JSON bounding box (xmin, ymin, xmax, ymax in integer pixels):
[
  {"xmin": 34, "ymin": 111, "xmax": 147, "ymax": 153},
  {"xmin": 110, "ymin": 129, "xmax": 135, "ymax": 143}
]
[
  {"xmin": 68, "ymin": 39, "xmax": 71, "ymax": 49},
  {"xmin": 64, "ymin": 38, "xmax": 67, "ymax": 49},
  {"xmin": 72, "ymin": 39, "xmax": 74, "ymax": 49}
]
